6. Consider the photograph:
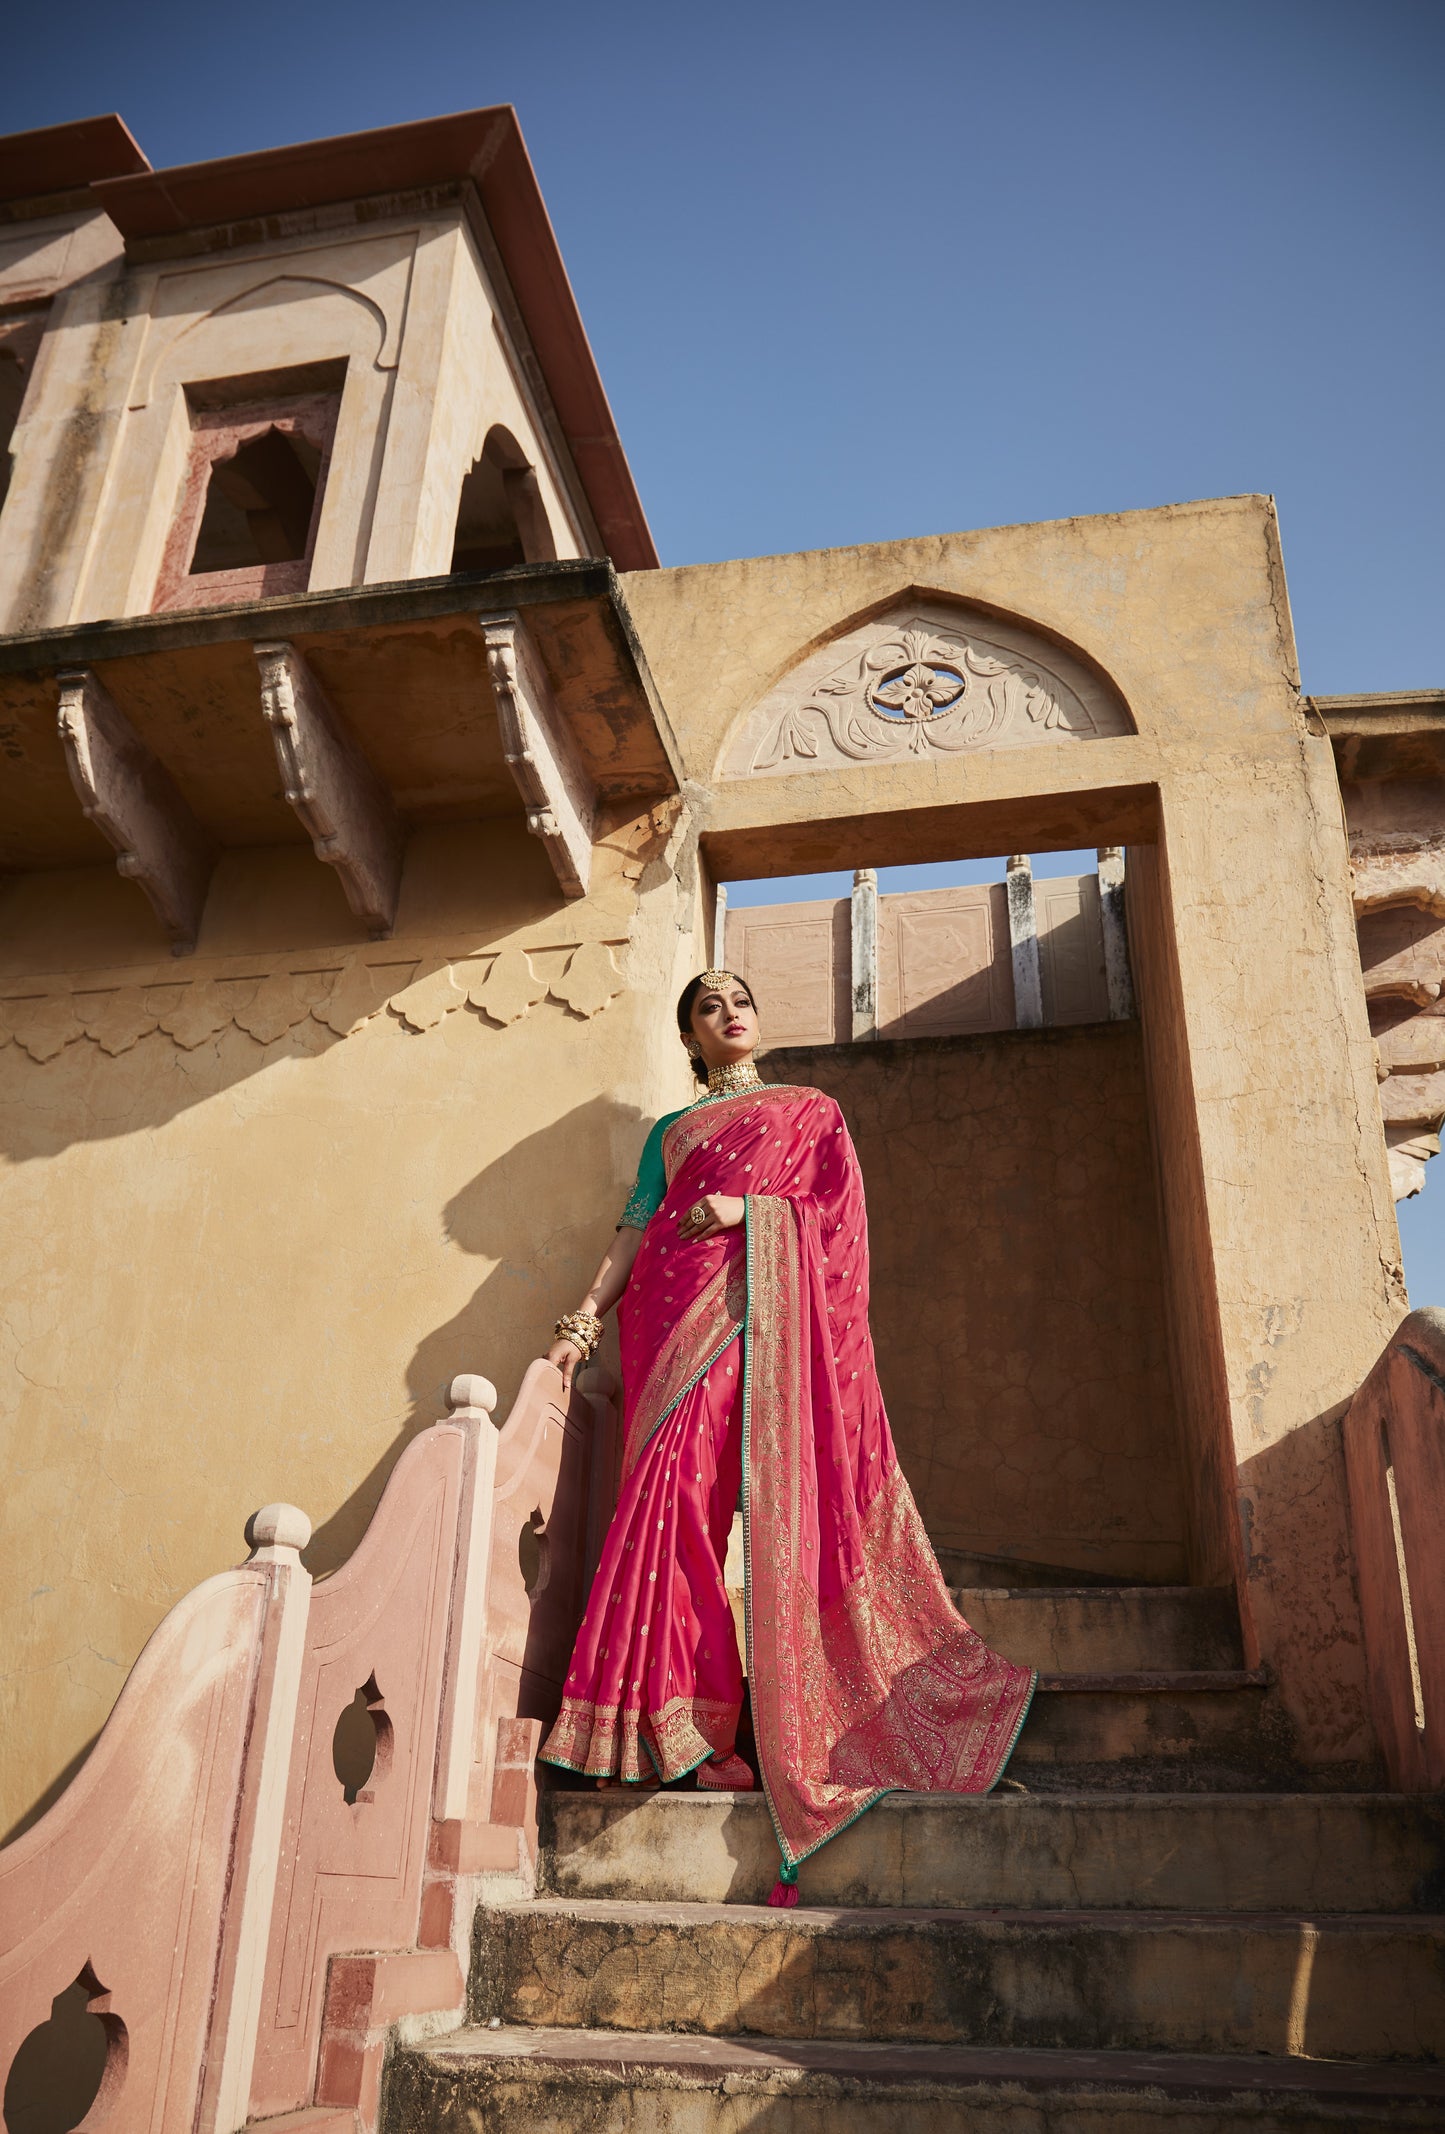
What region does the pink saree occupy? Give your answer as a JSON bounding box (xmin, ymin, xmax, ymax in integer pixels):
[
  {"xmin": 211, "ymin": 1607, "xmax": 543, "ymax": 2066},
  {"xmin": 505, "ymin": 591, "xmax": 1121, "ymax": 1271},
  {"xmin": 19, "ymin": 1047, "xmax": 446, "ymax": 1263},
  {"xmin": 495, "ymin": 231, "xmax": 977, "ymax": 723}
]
[{"xmin": 540, "ymin": 1082, "xmax": 1035, "ymax": 1879}]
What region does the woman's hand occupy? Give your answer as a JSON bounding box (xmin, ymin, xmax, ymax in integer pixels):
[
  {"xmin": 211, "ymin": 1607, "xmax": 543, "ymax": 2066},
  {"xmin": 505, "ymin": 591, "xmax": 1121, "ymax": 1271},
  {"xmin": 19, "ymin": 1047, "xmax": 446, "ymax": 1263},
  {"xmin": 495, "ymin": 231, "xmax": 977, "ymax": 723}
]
[
  {"xmin": 677, "ymin": 1193, "xmax": 746, "ymax": 1242},
  {"xmin": 547, "ymin": 1336, "xmax": 586, "ymax": 1394}
]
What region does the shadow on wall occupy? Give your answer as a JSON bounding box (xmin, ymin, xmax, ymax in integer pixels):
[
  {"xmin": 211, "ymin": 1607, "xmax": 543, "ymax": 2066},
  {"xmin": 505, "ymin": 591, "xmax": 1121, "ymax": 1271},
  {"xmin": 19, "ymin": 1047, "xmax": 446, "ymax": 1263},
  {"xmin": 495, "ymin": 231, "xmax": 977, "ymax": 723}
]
[
  {"xmin": 301, "ymin": 1091, "xmax": 645, "ymax": 1579},
  {"xmin": 0, "ymin": 823, "xmax": 572, "ymax": 1163}
]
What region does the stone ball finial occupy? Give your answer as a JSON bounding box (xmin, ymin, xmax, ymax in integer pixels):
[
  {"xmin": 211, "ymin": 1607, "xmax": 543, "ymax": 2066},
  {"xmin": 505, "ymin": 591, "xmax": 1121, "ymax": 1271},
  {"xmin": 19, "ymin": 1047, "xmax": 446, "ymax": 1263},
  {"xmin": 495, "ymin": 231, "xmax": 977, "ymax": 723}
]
[
  {"xmin": 448, "ymin": 1373, "xmax": 499, "ymax": 1415},
  {"xmin": 247, "ymin": 1502, "xmax": 312, "ymax": 1554}
]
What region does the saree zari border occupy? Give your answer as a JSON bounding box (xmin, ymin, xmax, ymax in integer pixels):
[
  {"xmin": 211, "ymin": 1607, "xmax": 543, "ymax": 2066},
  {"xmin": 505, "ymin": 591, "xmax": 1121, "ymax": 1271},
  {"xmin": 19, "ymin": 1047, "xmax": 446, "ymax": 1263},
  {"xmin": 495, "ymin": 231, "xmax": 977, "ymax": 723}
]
[
  {"xmin": 742, "ymin": 1192, "xmax": 1036, "ymax": 1873},
  {"xmin": 662, "ymin": 1084, "xmax": 801, "ymax": 1184},
  {"xmin": 621, "ymin": 1248, "xmax": 745, "ymax": 1477},
  {"xmin": 542, "ymin": 1691, "xmax": 741, "ymax": 1784}
]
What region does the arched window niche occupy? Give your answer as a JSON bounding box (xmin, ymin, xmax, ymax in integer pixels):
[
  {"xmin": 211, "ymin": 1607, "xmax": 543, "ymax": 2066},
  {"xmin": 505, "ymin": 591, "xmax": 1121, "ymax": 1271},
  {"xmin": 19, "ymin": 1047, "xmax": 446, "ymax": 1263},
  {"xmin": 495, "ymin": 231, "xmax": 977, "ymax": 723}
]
[
  {"xmin": 152, "ymin": 361, "xmax": 345, "ymax": 613},
  {"xmin": 450, "ymin": 424, "xmax": 557, "ymax": 575},
  {"xmin": 717, "ymin": 592, "xmax": 1136, "ymax": 781}
]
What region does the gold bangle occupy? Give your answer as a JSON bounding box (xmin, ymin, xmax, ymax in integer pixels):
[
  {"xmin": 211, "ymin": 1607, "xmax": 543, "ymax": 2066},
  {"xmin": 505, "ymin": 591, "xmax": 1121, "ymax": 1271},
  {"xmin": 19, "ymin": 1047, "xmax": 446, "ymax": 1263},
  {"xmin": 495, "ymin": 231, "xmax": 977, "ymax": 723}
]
[{"xmin": 554, "ymin": 1309, "xmax": 603, "ymax": 1359}]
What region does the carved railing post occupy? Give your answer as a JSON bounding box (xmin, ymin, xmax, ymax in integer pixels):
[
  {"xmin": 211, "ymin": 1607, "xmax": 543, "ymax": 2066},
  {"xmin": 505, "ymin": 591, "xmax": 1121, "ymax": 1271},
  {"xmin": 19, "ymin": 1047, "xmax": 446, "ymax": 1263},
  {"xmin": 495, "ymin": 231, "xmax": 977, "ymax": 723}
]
[
  {"xmin": 253, "ymin": 641, "xmax": 403, "ymax": 937},
  {"xmin": 199, "ymin": 1506, "xmax": 313, "ymax": 2132},
  {"xmin": 55, "ymin": 667, "xmax": 214, "ymax": 952},
  {"xmin": 0, "ymin": 1501, "xmax": 312, "ymax": 2134}
]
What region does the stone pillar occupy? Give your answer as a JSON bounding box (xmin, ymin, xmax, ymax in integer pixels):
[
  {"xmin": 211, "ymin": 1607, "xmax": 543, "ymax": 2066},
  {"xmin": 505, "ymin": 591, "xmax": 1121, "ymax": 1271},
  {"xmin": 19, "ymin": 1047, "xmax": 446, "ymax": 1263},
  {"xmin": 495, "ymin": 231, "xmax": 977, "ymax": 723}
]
[
  {"xmin": 1006, "ymin": 854, "xmax": 1044, "ymax": 1029},
  {"xmin": 851, "ymin": 867, "xmax": 878, "ymax": 1041},
  {"xmin": 713, "ymin": 882, "xmax": 728, "ymax": 967},
  {"xmin": 1097, "ymin": 846, "xmax": 1137, "ymax": 1021}
]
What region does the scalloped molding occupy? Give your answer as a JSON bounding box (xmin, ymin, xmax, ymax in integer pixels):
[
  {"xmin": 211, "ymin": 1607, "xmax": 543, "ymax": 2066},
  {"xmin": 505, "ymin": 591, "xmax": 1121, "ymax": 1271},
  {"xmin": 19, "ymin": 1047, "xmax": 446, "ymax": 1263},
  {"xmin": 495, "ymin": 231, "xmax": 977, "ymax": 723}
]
[{"xmin": 0, "ymin": 942, "xmax": 626, "ymax": 1064}]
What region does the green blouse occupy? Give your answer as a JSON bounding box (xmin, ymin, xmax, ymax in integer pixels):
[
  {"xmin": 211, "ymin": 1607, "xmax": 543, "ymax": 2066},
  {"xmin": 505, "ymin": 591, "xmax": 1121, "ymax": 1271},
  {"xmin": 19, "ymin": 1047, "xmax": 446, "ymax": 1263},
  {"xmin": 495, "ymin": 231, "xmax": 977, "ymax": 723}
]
[{"xmin": 617, "ymin": 1088, "xmax": 751, "ymax": 1229}]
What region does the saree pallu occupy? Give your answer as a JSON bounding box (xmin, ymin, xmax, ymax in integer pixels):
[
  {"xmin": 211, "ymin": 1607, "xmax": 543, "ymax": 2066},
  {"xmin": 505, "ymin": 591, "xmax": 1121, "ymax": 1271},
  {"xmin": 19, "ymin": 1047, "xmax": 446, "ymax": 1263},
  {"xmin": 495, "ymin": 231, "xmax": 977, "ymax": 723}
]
[{"xmin": 542, "ymin": 1082, "xmax": 1036, "ymax": 1873}]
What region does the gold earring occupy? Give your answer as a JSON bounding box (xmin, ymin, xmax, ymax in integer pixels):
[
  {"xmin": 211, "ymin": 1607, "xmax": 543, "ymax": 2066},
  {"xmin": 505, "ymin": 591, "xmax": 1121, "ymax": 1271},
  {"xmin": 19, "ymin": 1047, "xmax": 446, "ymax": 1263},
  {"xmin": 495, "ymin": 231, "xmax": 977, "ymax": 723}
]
[{"xmin": 687, "ymin": 1040, "xmax": 702, "ymax": 1059}]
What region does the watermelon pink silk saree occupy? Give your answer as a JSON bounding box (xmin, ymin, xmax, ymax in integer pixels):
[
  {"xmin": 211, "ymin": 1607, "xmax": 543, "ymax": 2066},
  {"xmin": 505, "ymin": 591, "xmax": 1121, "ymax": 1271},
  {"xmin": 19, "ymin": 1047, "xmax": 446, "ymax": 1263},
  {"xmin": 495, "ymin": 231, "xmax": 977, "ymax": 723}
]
[{"xmin": 539, "ymin": 1081, "xmax": 1036, "ymax": 1880}]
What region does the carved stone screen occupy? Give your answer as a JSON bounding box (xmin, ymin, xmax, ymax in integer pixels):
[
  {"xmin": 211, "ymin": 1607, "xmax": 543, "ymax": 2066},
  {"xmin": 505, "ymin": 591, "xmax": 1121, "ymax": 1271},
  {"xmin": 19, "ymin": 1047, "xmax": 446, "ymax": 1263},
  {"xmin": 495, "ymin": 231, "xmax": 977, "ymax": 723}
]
[
  {"xmin": 726, "ymin": 873, "xmax": 1110, "ymax": 1045},
  {"xmin": 877, "ymin": 885, "xmax": 1013, "ymax": 1038},
  {"xmin": 724, "ymin": 897, "xmax": 850, "ymax": 1049}
]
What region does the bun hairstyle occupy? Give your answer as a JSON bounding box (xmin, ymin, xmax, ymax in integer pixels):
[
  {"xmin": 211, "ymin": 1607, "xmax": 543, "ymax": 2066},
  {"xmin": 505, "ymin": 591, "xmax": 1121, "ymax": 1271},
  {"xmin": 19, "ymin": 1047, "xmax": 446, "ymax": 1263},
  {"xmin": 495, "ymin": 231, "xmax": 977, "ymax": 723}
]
[{"xmin": 677, "ymin": 971, "xmax": 758, "ymax": 1084}]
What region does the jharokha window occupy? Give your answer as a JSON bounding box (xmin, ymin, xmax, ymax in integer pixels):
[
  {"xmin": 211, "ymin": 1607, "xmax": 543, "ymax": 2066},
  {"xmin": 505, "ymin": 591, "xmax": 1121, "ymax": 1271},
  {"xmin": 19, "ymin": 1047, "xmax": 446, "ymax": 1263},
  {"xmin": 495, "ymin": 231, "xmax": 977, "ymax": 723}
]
[{"xmin": 152, "ymin": 369, "xmax": 343, "ymax": 612}]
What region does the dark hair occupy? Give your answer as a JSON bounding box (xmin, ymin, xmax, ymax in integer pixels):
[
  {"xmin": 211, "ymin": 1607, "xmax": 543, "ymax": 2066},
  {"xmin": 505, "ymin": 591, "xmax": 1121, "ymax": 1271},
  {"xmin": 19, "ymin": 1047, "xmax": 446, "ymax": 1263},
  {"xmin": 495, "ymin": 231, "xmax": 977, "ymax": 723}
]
[{"xmin": 676, "ymin": 971, "xmax": 759, "ymax": 1083}]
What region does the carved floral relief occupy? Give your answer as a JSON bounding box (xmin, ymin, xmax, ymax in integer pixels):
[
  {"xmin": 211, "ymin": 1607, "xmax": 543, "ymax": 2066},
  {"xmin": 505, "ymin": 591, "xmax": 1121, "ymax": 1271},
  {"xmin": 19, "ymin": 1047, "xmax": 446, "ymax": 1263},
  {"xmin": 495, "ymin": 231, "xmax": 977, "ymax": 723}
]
[
  {"xmin": 721, "ymin": 604, "xmax": 1132, "ymax": 780},
  {"xmin": 0, "ymin": 942, "xmax": 626, "ymax": 1065}
]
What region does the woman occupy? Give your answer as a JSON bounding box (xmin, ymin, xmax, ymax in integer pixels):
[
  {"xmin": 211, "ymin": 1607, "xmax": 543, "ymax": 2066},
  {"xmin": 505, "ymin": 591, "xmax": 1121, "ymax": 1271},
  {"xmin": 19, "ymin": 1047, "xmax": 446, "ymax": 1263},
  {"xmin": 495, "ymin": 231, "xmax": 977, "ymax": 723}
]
[{"xmin": 539, "ymin": 970, "xmax": 1035, "ymax": 1901}]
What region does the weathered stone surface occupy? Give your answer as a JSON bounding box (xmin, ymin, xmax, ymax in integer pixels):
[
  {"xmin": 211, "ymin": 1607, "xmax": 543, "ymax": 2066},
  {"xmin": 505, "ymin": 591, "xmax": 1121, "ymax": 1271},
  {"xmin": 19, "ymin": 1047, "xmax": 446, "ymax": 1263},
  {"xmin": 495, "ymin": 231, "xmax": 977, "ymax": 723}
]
[
  {"xmin": 949, "ymin": 1586, "xmax": 1243, "ymax": 1674},
  {"xmin": 391, "ymin": 2025, "xmax": 1445, "ymax": 2134},
  {"xmin": 540, "ymin": 1791, "xmax": 1445, "ymax": 1915},
  {"xmin": 1013, "ymin": 1677, "xmax": 1282, "ymax": 1783},
  {"xmin": 765, "ymin": 1025, "xmax": 1185, "ymax": 1585},
  {"xmin": 469, "ymin": 1899, "xmax": 1445, "ymax": 2061}
]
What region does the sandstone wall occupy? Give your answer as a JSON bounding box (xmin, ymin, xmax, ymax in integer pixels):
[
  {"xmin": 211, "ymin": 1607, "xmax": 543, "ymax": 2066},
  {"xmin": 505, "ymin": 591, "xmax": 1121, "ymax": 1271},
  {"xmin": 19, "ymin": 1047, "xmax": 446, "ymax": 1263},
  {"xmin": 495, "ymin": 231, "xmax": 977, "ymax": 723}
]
[{"xmin": 764, "ymin": 1026, "xmax": 1184, "ymax": 1584}]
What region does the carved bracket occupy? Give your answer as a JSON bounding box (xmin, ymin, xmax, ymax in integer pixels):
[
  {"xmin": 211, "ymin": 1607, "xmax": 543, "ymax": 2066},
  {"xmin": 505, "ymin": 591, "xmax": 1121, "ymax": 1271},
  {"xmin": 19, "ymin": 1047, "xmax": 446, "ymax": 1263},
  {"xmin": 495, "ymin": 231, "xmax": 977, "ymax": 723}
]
[
  {"xmin": 55, "ymin": 668, "xmax": 215, "ymax": 953},
  {"xmin": 254, "ymin": 641, "xmax": 403, "ymax": 938},
  {"xmin": 482, "ymin": 612, "xmax": 595, "ymax": 900}
]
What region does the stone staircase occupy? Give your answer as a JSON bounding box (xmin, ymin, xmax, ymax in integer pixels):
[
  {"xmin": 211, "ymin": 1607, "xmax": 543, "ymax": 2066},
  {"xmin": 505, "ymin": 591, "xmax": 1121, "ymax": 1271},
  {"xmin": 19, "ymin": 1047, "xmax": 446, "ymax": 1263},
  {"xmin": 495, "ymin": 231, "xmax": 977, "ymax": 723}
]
[{"xmin": 386, "ymin": 1576, "xmax": 1445, "ymax": 2131}]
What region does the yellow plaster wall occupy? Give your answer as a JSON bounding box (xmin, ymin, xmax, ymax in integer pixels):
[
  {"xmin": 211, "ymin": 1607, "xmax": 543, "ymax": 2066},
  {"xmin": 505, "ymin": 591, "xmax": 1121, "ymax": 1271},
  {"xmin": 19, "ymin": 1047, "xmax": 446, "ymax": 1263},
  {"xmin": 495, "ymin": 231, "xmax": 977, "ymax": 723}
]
[{"xmin": 0, "ymin": 811, "xmax": 701, "ymax": 1837}]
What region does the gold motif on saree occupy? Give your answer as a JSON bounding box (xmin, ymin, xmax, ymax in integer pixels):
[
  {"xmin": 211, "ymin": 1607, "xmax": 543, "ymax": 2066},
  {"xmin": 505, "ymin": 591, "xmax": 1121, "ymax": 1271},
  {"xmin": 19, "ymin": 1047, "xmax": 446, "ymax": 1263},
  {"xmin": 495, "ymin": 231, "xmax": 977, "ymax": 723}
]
[{"xmin": 662, "ymin": 1084, "xmax": 809, "ymax": 1183}]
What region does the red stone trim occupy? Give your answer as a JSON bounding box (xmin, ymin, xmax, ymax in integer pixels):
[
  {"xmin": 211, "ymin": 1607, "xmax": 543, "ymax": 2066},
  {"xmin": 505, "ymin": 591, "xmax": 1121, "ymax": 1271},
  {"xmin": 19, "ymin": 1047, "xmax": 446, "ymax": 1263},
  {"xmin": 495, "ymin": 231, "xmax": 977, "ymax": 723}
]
[{"xmin": 151, "ymin": 390, "xmax": 340, "ymax": 615}]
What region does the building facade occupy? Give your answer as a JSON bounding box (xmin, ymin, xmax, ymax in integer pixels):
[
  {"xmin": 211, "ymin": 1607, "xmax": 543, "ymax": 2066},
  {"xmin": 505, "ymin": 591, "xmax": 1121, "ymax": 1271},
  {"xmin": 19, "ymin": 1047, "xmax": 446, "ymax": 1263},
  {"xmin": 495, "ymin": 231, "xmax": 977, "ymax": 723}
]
[{"xmin": 1, "ymin": 103, "xmax": 1443, "ymax": 2132}]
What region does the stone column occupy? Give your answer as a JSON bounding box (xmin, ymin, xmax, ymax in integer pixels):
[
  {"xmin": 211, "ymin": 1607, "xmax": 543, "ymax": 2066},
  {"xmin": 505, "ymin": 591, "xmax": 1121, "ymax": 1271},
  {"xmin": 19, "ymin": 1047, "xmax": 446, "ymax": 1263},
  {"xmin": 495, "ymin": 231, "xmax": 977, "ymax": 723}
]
[
  {"xmin": 1006, "ymin": 854, "xmax": 1044, "ymax": 1029},
  {"xmin": 1097, "ymin": 846, "xmax": 1136, "ymax": 1021},
  {"xmin": 713, "ymin": 882, "xmax": 728, "ymax": 967},
  {"xmin": 851, "ymin": 867, "xmax": 878, "ymax": 1041}
]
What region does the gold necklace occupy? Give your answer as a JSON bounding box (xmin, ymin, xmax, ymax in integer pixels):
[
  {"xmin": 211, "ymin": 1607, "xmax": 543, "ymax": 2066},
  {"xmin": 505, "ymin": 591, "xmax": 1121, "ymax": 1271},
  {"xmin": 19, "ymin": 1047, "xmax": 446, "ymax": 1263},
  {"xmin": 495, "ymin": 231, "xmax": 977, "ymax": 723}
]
[{"xmin": 704, "ymin": 1057, "xmax": 763, "ymax": 1097}]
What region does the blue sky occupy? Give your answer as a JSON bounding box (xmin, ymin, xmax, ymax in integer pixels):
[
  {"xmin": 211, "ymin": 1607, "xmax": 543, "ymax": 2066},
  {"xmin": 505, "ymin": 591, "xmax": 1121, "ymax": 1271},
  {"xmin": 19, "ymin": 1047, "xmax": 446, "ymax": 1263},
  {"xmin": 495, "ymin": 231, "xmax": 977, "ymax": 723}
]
[{"xmin": 6, "ymin": 0, "xmax": 1444, "ymax": 1289}]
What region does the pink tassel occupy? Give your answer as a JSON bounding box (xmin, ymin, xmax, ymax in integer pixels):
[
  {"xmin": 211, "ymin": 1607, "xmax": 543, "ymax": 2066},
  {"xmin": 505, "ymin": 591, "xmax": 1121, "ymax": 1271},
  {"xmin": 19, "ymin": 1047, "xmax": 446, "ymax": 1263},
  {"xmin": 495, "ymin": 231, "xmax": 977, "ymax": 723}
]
[{"xmin": 767, "ymin": 1877, "xmax": 800, "ymax": 1908}]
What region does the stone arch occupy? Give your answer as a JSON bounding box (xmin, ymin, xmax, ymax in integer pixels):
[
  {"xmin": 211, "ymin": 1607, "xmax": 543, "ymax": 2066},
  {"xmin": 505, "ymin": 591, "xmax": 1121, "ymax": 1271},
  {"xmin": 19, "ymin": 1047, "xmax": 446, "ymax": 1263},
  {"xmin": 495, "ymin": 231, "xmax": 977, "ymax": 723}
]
[
  {"xmin": 717, "ymin": 590, "xmax": 1135, "ymax": 781},
  {"xmin": 450, "ymin": 422, "xmax": 557, "ymax": 572}
]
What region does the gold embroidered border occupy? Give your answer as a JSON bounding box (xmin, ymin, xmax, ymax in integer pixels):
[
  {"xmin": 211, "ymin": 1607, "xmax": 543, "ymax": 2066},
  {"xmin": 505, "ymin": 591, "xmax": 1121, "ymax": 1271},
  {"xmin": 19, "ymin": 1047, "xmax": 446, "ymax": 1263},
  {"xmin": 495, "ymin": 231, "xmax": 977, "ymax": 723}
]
[
  {"xmin": 622, "ymin": 1250, "xmax": 744, "ymax": 1476},
  {"xmin": 661, "ymin": 1084, "xmax": 806, "ymax": 1184},
  {"xmin": 540, "ymin": 1693, "xmax": 740, "ymax": 1783},
  {"xmin": 742, "ymin": 1193, "xmax": 1034, "ymax": 1868}
]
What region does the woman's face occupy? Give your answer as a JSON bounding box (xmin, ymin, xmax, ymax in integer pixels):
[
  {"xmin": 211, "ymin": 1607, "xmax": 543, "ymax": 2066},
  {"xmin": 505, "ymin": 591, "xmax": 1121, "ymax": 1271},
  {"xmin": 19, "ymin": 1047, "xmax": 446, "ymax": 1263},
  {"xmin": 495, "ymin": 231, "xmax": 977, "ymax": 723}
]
[{"xmin": 685, "ymin": 979, "xmax": 759, "ymax": 1069}]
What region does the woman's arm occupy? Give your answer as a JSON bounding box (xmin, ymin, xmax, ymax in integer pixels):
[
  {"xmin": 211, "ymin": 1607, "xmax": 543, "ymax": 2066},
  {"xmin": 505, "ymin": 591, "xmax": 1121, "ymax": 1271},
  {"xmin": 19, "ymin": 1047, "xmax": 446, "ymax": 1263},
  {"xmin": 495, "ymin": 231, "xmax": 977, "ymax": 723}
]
[{"xmin": 546, "ymin": 1222, "xmax": 646, "ymax": 1392}]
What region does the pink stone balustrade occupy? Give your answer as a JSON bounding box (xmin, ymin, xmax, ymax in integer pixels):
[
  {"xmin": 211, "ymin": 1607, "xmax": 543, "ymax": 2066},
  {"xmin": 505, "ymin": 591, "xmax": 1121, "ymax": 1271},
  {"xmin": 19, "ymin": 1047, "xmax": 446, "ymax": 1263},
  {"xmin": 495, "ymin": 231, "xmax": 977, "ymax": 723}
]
[
  {"xmin": 1342, "ymin": 1307, "xmax": 1445, "ymax": 1790},
  {"xmin": 0, "ymin": 1358, "xmax": 615, "ymax": 2133}
]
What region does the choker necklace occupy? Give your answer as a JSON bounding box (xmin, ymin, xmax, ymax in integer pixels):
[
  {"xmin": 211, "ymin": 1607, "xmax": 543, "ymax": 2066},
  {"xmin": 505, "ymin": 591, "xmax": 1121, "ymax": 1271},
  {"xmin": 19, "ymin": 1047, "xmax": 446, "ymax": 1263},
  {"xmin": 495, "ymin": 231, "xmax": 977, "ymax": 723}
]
[{"xmin": 705, "ymin": 1058, "xmax": 763, "ymax": 1097}]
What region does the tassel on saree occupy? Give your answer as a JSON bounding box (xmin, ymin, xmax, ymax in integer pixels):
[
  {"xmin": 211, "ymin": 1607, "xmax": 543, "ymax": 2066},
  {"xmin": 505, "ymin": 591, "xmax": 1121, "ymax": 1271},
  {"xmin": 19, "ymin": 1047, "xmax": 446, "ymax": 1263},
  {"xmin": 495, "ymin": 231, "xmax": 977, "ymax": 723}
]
[{"xmin": 766, "ymin": 1858, "xmax": 800, "ymax": 1908}]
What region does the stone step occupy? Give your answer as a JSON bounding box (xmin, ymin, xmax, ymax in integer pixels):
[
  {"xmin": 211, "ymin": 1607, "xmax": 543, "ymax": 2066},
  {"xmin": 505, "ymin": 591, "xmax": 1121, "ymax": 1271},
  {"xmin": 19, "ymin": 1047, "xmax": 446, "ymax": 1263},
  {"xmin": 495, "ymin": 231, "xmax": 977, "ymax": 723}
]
[
  {"xmin": 469, "ymin": 1900, "xmax": 1445, "ymax": 2063},
  {"xmin": 1014, "ymin": 1670, "xmax": 1291, "ymax": 1787},
  {"xmin": 935, "ymin": 1544, "xmax": 1134, "ymax": 1590},
  {"xmin": 952, "ymin": 1584, "xmax": 1244, "ymax": 1673},
  {"xmin": 540, "ymin": 1789, "xmax": 1445, "ymax": 1913},
  {"xmin": 393, "ymin": 2025, "xmax": 1445, "ymax": 2134}
]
